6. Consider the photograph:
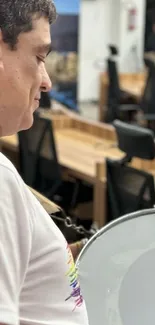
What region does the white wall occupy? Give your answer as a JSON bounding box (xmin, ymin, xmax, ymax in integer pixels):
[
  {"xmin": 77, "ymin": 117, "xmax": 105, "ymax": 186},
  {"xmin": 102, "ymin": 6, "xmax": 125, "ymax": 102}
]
[
  {"xmin": 78, "ymin": 0, "xmax": 146, "ymax": 102},
  {"xmin": 78, "ymin": 0, "xmax": 111, "ymax": 102},
  {"xmin": 109, "ymin": 0, "xmax": 121, "ymax": 46},
  {"xmin": 119, "ymin": 0, "xmax": 146, "ymax": 73}
]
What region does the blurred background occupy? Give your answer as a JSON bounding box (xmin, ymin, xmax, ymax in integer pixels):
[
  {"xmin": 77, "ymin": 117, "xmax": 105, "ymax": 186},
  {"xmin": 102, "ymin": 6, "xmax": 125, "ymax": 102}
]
[{"xmin": 45, "ymin": 0, "xmax": 155, "ymax": 119}]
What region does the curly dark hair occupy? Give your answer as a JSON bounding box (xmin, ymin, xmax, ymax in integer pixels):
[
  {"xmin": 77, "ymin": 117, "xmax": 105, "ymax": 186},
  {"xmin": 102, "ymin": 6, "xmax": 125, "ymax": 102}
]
[{"xmin": 0, "ymin": 0, "xmax": 57, "ymax": 49}]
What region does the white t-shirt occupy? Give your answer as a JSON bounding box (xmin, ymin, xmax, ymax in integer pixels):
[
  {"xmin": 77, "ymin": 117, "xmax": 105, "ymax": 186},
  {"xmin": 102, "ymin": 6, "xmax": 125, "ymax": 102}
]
[{"xmin": 0, "ymin": 153, "xmax": 89, "ymax": 325}]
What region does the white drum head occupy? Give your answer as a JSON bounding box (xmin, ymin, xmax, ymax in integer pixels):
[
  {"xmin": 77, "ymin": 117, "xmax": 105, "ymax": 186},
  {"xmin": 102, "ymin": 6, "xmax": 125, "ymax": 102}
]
[{"xmin": 76, "ymin": 209, "xmax": 155, "ymax": 325}]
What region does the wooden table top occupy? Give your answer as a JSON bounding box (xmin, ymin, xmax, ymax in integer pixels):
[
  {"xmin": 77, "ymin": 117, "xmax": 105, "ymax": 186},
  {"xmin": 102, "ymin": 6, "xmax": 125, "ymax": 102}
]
[
  {"xmin": 101, "ymin": 71, "xmax": 146, "ymax": 99},
  {"xmin": 120, "ymin": 79, "xmax": 145, "ymax": 98},
  {"xmin": 55, "ymin": 128, "xmax": 123, "ymax": 181},
  {"xmin": 55, "ymin": 128, "xmax": 155, "ymax": 183},
  {"xmin": 0, "ymin": 128, "xmax": 124, "ymax": 183}
]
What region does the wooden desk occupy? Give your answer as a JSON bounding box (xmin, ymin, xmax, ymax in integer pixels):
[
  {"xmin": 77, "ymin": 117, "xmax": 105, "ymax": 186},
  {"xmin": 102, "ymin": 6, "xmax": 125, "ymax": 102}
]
[
  {"xmin": 1, "ymin": 114, "xmax": 155, "ymax": 228},
  {"xmin": 30, "ymin": 187, "xmax": 61, "ymax": 214},
  {"xmin": 39, "ymin": 100, "xmax": 80, "ymax": 119},
  {"xmin": 99, "ymin": 72, "xmax": 147, "ymax": 122}
]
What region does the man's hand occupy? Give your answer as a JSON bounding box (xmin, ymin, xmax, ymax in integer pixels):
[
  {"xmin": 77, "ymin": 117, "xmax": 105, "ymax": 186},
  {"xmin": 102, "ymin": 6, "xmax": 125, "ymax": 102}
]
[
  {"xmin": 69, "ymin": 242, "xmax": 82, "ymax": 261},
  {"xmin": 69, "ymin": 239, "xmax": 88, "ymax": 260}
]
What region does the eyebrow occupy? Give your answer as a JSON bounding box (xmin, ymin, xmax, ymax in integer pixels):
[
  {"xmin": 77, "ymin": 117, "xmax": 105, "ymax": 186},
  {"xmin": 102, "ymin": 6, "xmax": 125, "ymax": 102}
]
[{"xmin": 35, "ymin": 43, "xmax": 52, "ymax": 56}]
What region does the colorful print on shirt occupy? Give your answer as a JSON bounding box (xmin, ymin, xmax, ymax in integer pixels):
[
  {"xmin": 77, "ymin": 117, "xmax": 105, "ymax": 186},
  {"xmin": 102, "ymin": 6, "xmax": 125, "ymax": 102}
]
[{"xmin": 65, "ymin": 243, "xmax": 83, "ymax": 311}]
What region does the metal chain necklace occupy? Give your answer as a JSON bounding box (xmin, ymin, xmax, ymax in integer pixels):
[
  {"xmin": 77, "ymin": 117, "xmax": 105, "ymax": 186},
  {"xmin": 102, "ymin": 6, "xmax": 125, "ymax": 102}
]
[{"xmin": 50, "ymin": 211, "xmax": 97, "ymax": 239}]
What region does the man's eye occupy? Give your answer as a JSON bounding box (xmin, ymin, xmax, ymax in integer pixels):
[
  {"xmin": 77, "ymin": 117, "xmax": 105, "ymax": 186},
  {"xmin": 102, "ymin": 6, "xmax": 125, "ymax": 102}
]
[{"xmin": 36, "ymin": 56, "xmax": 45, "ymax": 63}]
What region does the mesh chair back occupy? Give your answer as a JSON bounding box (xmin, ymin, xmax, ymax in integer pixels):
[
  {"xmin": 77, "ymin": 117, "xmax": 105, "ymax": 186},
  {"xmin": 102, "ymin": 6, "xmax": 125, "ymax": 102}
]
[
  {"xmin": 18, "ymin": 114, "xmax": 61, "ymax": 193},
  {"xmin": 141, "ymin": 60, "xmax": 155, "ymax": 115},
  {"xmin": 113, "ymin": 119, "xmax": 155, "ymax": 160},
  {"xmin": 106, "ymin": 158, "xmax": 155, "ymax": 221},
  {"xmin": 36, "ymin": 119, "xmax": 62, "ymax": 195},
  {"xmin": 18, "ymin": 113, "xmax": 48, "ymax": 186}
]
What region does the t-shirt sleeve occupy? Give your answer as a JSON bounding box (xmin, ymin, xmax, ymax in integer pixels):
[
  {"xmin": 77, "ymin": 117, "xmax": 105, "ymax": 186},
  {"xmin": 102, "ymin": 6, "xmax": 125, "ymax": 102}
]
[{"xmin": 0, "ymin": 167, "xmax": 32, "ymax": 325}]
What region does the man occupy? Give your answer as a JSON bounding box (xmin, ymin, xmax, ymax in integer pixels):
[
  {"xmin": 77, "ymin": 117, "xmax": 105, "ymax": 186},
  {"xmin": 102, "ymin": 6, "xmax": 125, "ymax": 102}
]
[{"xmin": 0, "ymin": 1, "xmax": 89, "ymax": 324}]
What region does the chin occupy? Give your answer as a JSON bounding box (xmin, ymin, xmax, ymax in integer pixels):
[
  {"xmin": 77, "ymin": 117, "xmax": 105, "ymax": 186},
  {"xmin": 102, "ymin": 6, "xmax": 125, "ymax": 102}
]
[{"xmin": 19, "ymin": 113, "xmax": 34, "ymax": 131}]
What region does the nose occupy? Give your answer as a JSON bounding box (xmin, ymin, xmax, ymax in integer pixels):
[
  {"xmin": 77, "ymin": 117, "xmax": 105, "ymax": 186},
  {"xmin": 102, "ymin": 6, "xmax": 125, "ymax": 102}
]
[{"xmin": 40, "ymin": 65, "xmax": 52, "ymax": 92}]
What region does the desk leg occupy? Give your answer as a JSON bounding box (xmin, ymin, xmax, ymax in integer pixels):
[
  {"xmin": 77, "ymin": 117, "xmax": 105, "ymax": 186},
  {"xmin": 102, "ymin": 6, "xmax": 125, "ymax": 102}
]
[
  {"xmin": 93, "ymin": 162, "xmax": 107, "ymax": 228},
  {"xmin": 93, "ymin": 178, "xmax": 107, "ymax": 229}
]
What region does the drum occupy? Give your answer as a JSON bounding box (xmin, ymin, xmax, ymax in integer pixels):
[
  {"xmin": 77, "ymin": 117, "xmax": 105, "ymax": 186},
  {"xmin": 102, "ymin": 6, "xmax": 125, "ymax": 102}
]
[{"xmin": 76, "ymin": 209, "xmax": 155, "ymax": 325}]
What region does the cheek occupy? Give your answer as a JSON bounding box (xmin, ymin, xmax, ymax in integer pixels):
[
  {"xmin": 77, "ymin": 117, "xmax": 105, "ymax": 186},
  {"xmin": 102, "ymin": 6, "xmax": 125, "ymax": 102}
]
[
  {"xmin": 13, "ymin": 55, "xmax": 41, "ymax": 88},
  {"xmin": 28, "ymin": 63, "xmax": 42, "ymax": 92},
  {"xmin": 15, "ymin": 63, "xmax": 42, "ymax": 105},
  {"xmin": 22, "ymin": 60, "xmax": 41, "ymax": 89},
  {"xmin": 3, "ymin": 56, "xmax": 42, "ymax": 111},
  {"xmin": 29, "ymin": 73, "xmax": 42, "ymax": 104}
]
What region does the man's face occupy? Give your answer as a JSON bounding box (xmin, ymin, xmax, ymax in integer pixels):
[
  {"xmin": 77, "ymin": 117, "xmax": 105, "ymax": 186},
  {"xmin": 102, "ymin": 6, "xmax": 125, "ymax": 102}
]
[{"xmin": 0, "ymin": 16, "xmax": 52, "ymax": 136}]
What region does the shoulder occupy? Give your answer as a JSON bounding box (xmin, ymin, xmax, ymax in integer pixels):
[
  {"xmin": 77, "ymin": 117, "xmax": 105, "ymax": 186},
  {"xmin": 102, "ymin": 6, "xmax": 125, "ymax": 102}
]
[
  {"xmin": 0, "ymin": 153, "xmax": 34, "ymax": 231},
  {"xmin": 0, "ymin": 152, "xmax": 27, "ymax": 199},
  {"xmin": 0, "ymin": 152, "xmax": 20, "ymax": 179}
]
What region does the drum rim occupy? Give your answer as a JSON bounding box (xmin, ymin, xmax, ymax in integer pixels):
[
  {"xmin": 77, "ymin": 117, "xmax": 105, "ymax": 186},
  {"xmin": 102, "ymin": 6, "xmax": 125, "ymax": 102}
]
[{"xmin": 76, "ymin": 208, "xmax": 155, "ymax": 267}]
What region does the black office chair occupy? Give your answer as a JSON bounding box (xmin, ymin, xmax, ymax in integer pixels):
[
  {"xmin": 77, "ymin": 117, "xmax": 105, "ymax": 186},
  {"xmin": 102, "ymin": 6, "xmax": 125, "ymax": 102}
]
[
  {"xmin": 107, "ymin": 120, "xmax": 155, "ymax": 221},
  {"xmin": 140, "ymin": 58, "xmax": 155, "ymax": 128},
  {"xmin": 18, "ymin": 114, "xmax": 71, "ymax": 210},
  {"xmin": 106, "ymin": 56, "xmax": 139, "ymax": 123},
  {"xmin": 113, "ymin": 119, "xmax": 155, "ymax": 161},
  {"xmin": 107, "ymin": 159, "xmax": 155, "ymax": 221},
  {"xmin": 18, "ymin": 113, "xmax": 93, "ymax": 214},
  {"xmin": 38, "ymin": 124, "xmax": 93, "ymax": 215},
  {"xmin": 18, "ymin": 112, "xmax": 48, "ymax": 188},
  {"xmin": 108, "ymin": 45, "xmax": 118, "ymax": 57},
  {"xmin": 110, "ymin": 58, "xmax": 155, "ymax": 130}
]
